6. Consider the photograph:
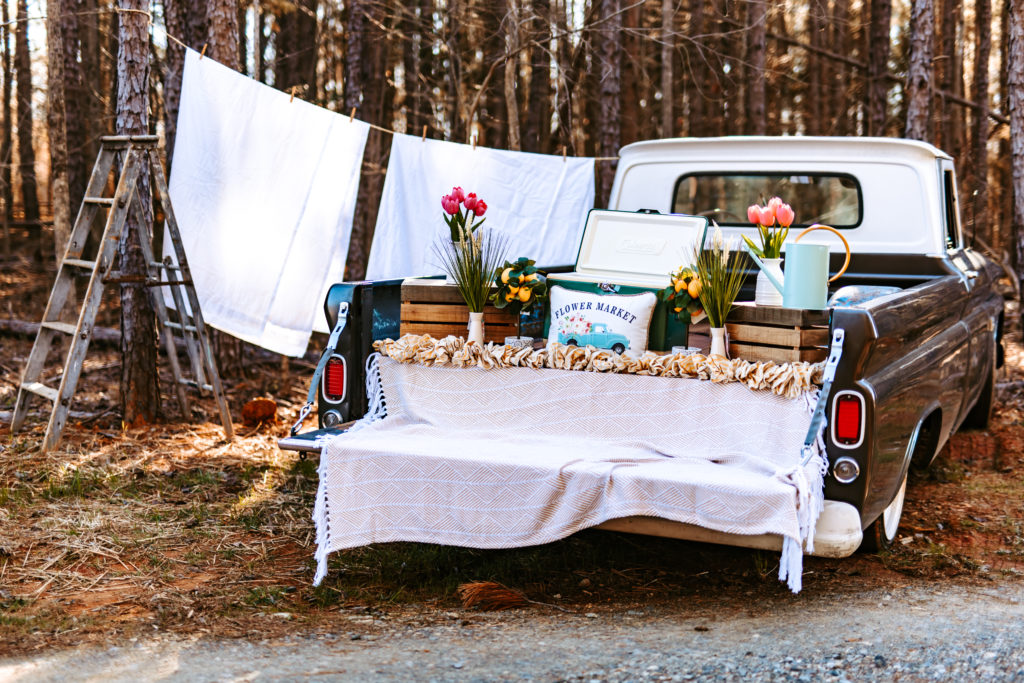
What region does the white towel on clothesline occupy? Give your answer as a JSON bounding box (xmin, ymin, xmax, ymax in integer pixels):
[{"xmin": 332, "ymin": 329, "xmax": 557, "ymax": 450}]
[
  {"xmin": 366, "ymin": 133, "xmax": 596, "ymax": 280},
  {"xmin": 165, "ymin": 48, "xmax": 369, "ymax": 357}
]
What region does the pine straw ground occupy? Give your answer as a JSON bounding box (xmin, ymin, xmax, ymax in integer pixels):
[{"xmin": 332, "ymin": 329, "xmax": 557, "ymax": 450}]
[{"xmin": 1, "ymin": 248, "xmax": 1023, "ymax": 657}]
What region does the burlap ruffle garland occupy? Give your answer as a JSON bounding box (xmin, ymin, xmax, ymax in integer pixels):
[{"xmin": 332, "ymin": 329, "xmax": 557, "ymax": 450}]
[{"xmin": 372, "ymin": 335, "xmax": 824, "ymax": 399}]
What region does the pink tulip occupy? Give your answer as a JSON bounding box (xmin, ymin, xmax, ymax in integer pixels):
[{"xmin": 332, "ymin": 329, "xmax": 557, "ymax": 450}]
[
  {"xmin": 758, "ymin": 205, "xmax": 776, "ymax": 227},
  {"xmin": 441, "ymin": 195, "xmax": 459, "ymax": 215},
  {"xmin": 768, "ymin": 196, "xmax": 784, "ymax": 211},
  {"xmin": 776, "ymin": 203, "xmax": 795, "ymax": 228},
  {"xmin": 747, "ymin": 205, "xmax": 761, "ymax": 224},
  {"xmin": 474, "ymin": 200, "xmax": 487, "ymax": 217},
  {"xmin": 450, "ymin": 186, "xmax": 466, "ymax": 203},
  {"xmin": 464, "ymin": 193, "xmax": 479, "ymax": 212}
]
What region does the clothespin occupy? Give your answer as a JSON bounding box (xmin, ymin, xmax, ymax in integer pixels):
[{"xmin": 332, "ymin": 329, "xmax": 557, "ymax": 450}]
[
  {"xmin": 349, "ymin": 107, "xmax": 356, "ymax": 122},
  {"xmin": 421, "ymin": 125, "xmax": 427, "ymax": 142},
  {"xmin": 472, "ymin": 134, "xmax": 477, "ymax": 151},
  {"xmin": 289, "ymin": 86, "xmax": 297, "ymax": 103},
  {"xmin": 199, "ymin": 43, "xmax": 207, "ymax": 60},
  {"xmin": 562, "ymin": 145, "xmax": 567, "ymax": 162}
]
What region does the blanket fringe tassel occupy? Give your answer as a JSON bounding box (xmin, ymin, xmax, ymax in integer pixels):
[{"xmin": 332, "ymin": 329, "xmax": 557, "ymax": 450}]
[
  {"xmin": 778, "ymin": 389, "xmax": 829, "ymax": 593},
  {"xmin": 313, "ymin": 353, "xmax": 386, "ymax": 586}
]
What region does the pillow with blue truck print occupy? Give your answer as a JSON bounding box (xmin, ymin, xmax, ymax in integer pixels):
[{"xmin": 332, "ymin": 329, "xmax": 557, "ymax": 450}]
[{"xmin": 547, "ymin": 285, "xmax": 657, "ymax": 355}]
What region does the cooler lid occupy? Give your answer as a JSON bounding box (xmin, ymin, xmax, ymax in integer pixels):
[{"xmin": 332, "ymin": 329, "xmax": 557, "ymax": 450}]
[{"xmin": 573, "ymin": 210, "xmax": 710, "ymax": 283}]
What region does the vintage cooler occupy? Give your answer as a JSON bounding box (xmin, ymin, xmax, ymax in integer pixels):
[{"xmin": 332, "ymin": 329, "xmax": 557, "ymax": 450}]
[{"xmin": 544, "ymin": 210, "xmax": 709, "ymax": 351}]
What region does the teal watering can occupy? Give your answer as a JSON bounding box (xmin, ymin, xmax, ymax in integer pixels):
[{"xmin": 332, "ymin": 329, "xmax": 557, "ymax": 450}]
[{"xmin": 746, "ymin": 224, "xmax": 851, "ymax": 310}]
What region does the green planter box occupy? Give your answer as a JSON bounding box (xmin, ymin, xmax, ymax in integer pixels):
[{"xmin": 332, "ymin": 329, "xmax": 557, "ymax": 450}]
[{"xmin": 543, "ymin": 210, "xmax": 709, "ymax": 352}]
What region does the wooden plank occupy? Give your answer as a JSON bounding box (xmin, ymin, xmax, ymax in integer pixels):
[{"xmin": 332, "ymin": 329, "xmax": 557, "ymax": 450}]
[
  {"xmin": 728, "ymin": 342, "xmax": 827, "ymax": 364},
  {"xmin": 401, "ymin": 302, "xmax": 517, "ymax": 325},
  {"xmin": 726, "ymin": 322, "xmax": 830, "ymax": 348},
  {"xmin": 401, "ymin": 278, "xmax": 503, "ymax": 303},
  {"xmin": 728, "ymin": 301, "xmax": 830, "ymax": 326},
  {"xmin": 401, "ymin": 321, "xmax": 518, "ymax": 343}
]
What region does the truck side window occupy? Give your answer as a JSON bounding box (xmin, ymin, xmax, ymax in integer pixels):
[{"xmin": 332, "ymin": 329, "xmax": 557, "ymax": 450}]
[{"xmin": 943, "ymin": 170, "xmax": 960, "ymax": 250}]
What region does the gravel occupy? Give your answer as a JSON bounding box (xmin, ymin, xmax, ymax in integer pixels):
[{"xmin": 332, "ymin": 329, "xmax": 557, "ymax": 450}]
[{"xmin": 2, "ymin": 580, "xmax": 1023, "ymax": 682}]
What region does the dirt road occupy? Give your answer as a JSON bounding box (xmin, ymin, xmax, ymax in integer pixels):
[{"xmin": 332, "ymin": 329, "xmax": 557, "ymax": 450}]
[{"xmin": 2, "ymin": 579, "xmax": 1022, "ymax": 682}]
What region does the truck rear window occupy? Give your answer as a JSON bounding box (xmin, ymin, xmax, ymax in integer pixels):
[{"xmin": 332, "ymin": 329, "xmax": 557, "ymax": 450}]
[{"xmin": 672, "ymin": 173, "xmax": 862, "ymax": 228}]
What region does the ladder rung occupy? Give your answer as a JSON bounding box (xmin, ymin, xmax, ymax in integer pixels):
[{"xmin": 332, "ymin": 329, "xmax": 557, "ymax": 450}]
[
  {"xmin": 84, "ymin": 197, "xmax": 115, "ymax": 206},
  {"xmin": 163, "ymin": 320, "xmax": 198, "ymax": 333},
  {"xmin": 151, "ymin": 261, "xmax": 181, "ymax": 271},
  {"xmin": 63, "ymin": 258, "xmax": 97, "ymax": 270},
  {"xmin": 40, "ymin": 321, "xmax": 77, "ymax": 335},
  {"xmin": 179, "ymin": 378, "xmax": 213, "ymax": 392},
  {"xmin": 22, "ymin": 382, "xmax": 59, "ymax": 402}
]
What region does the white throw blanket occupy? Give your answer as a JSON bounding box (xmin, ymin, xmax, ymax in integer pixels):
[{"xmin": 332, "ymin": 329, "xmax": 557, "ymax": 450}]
[
  {"xmin": 315, "ymin": 355, "xmax": 826, "ymax": 592},
  {"xmin": 365, "ymin": 134, "xmax": 596, "ymax": 279},
  {"xmin": 166, "ymin": 48, "xmax": 370, "ymax": 356}
]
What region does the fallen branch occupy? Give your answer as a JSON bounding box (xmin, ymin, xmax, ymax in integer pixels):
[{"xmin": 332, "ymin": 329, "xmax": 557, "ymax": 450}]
[{"xmin": 0, "ymin": 318, "xmax": 121, "ymax": 345}]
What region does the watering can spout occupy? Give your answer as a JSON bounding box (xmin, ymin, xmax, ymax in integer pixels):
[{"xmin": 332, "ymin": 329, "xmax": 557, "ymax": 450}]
[{"xmin": 744, "ymin": 244, "xmax": 784, "ymax": 294}]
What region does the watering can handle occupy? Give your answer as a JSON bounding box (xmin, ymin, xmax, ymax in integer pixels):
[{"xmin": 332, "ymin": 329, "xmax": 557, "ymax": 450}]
[{"xmin": 795, "ymin": 224, "xmax": 851, "ymax": 283}]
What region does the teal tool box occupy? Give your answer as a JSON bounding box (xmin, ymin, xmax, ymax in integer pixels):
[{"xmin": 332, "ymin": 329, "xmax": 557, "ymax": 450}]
[{"xmin": 544, "ymin": 210, "xmax": 709, "ymax": 351}]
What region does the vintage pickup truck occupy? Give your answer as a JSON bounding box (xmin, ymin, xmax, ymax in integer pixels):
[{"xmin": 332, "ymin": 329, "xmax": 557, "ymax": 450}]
[{"xmin": 281, "ymin": 136, "xmax": 1004, "ymax": 555}]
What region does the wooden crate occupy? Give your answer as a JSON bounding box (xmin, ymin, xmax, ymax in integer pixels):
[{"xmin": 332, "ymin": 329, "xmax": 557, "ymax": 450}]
[
  {"xmin": 400, "ymin": 279, "xmax": 518, "ymax": 343},
  {"xmin": 725, "ymin": 303, "xmax": 831, "ymax": 363}
]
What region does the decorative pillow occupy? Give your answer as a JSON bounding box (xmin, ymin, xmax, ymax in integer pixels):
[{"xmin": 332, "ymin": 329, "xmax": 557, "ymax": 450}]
[{"xmin": 547, "ymin": 285, "xmax": 657, "ymax": 355}]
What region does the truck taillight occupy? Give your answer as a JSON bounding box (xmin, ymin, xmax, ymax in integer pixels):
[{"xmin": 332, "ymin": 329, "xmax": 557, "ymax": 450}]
[
  {"xmin": 833, "ymin": 391, "xmax": 864, "ymax": 447},
  {"xmin": 323, "ymin": 356, "xmax": 346, "ymax": 403}
]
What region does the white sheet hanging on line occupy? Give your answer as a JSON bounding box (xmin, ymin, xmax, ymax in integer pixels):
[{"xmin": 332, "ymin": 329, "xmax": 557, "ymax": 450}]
[
  {"xmin": 166, "ymin": 48, "xmax": 369, "ymax": 357},
  {"xmin": 365, "ymin": 133, "xmax": 595, "ymax": 280}
]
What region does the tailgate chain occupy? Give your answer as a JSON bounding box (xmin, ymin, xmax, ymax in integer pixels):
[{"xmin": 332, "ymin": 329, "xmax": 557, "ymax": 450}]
[
  {"xmin": 801, "ymin": 328, "xmax": 845, "ymax": 467},
  {"xmin": 290, "ymin": 303, "xmax": 350, "ymax": 449}
]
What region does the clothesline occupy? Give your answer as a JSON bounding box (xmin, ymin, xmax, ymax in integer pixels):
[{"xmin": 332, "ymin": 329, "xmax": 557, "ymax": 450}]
[{"xmin": 159, "ymin": 25, "xmax": 621, "ymax": 163}]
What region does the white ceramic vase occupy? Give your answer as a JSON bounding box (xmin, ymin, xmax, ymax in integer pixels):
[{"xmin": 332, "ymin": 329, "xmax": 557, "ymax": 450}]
[
  {"xmin": 755, "ymin": 257, "xmax": 784, "ymax": 307},
  {"xmin": 467, "ymin": 311, "xmax": 485, "ymax": 346},
  {"xmin": 709, "ymin": 326, "xmax": 728, "ymax": 358}
]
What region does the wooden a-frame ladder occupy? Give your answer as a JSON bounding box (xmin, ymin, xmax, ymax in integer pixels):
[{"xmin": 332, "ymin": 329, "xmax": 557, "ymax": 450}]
[{"xmin": 11, "ymin": 135, "xmax": 234, "ymax": 451}]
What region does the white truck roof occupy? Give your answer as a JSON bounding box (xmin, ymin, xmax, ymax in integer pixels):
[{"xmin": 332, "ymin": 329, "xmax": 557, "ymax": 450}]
[{"xmin": 609, "ymin": 136, "xmax": 954, "ymax": 255}]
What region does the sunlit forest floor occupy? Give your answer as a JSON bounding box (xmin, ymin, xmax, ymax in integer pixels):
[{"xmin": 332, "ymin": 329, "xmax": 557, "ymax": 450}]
[{"xmin": 1, "ymin": 227, "xmax": 1022, "ymax": 657}]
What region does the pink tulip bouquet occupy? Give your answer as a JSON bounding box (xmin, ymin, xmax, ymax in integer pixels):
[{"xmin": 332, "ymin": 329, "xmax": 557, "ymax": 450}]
[
  {"xmin": 743, "ymin": 197, "xmax": 795, "ymax": 259},
  {"xmin": 441, "ymin": 186, "xmax": 488, "ymax": 242}
]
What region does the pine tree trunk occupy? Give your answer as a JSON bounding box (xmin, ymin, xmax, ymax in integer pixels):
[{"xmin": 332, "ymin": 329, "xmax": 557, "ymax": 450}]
[
  {"xmin": 15, "ymin": 0, "xmax": 40, "ymax": 230},
  {"xmin": 47, "ymin": 0, "xmax": 72, "ymax": 263},
  {"xmin": 345, "ymin": 0, "xmax": 366, "ymax": 114},
  {"xmin": 524, "ymin": 0, "xmax": 551, "ymax": 153},
  {"xmin": 620, "ymin": 0, "xmax": 640, "ymax": 145},
  {"xmin": 503, "ymin": 0, "xmax": 522, "ymax": 150},
  {"xmin": 1, "ymin": 0, "xmax": 13, "ymax": 236},
  {"xmin": 62, "ymin": 0, "xmax": 87, "ymax": 214},
  {"xmin": 659, "ymin": 0, "xmax": 674, "ymax": 137},
  {"xmin": 207, "ymin": 0, "xmax": 239, "ymax": 70},
  {"xmin": 275, "ymin": 0, "xmax": 317, "ymax": 91},
  {"xmin": 596, "ymin": 0, "xmax": 622, "ymax": 205},
  {"xmin": 1009, "ymin": 0, "xmax": 1024, "ymax": 285},
  {"xmin": 344, "ymin": 0, "xmax": 387, "ymax": 280},
  {"xmin": 745, "ymin": 0, "xmax": 767, "ymax": 135},
  {"xmin": 831, "ymin": 0, "xmax": 851, "ymax": 135},
  {"xmin": 904, "ymin": 0, "xmax": 934, "ymax": 141},
  {"xmin": 972, "ymin": 0, "xmax": 992, "ymax": 242},
  {"xmin": 163, "ymin": 0, "xmax": 185, "ymax": 166},
  {"xmin": 866, "ymin": 0, "xmax": 892, "ymax": 136},
  {"xmin": 117, "ymin": 0, "xmax": 160, "ymax": 425},
  {"xmin": 688, "ymin": 0, "xmax": 706, "ymax": 137}
]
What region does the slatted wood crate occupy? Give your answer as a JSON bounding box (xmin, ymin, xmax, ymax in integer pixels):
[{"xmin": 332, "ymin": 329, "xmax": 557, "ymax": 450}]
[
  {"xmin": 726, "ymin": 303, "xmax": 831, "ymax": 363},
  {"xmin": 400, "ymin": 278, "xmax": 518, "ymax": 343}
]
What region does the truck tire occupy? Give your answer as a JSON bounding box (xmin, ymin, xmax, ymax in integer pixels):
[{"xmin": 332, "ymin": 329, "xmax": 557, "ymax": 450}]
[
  {"xmin": 860, "ymin": 472, "xmax": 908, "ymax": 552},
  {"xmin": 961, "ymin": 344, "xmax": 996, "ymax": 431},
  {"xmin": 566, "ymin": 338, "xmax": 578, "ymax": 347},
  {"xmin": 612, "ymin": 343, "xmax": 626, "ymax": 354}
]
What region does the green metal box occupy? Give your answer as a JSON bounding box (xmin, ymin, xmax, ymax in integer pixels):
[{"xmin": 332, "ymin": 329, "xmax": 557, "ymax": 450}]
[{"xmin": 544, "ymin": 210, "xmax": 709, "ymax": 352}]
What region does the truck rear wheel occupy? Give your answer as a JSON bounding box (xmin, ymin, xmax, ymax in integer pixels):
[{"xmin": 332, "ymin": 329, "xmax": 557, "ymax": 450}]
[
  {"xmin": 860, "ymin": 473, "xmax": 907, "ymax": 552},
  {"xmin": 612, "ymin": 343, "xmax": 626, "ymax": 354}
]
